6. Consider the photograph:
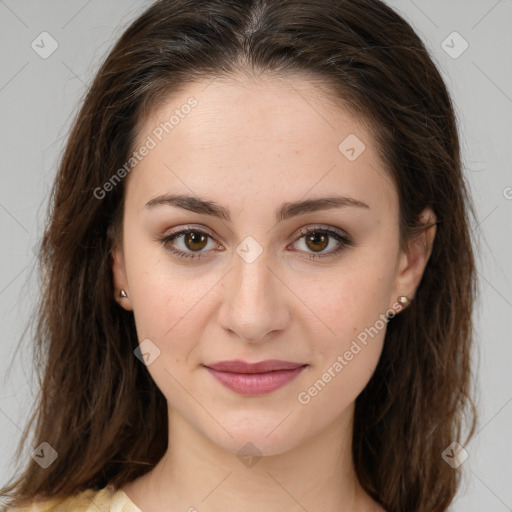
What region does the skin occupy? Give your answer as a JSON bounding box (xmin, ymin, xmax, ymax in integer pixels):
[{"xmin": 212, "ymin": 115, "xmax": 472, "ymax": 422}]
[{"xmin": 111, "ymin": 71, "xmax": 436, "ymax": 512}]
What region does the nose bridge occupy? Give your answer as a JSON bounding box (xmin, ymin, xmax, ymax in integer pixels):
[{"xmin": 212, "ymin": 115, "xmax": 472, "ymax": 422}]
[
  {"xmin": 218, "ymin": 239, "xmax": 288, "ymax": 341},
  {"xmin": 234, "ymin": 244, "xmax": 272, "ymax": 303}
]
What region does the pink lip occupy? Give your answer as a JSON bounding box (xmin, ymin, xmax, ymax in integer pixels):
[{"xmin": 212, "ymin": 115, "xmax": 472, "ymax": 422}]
[{"xmin": 203, "ymin": 359, "xmax": 308, "ymax": 395}]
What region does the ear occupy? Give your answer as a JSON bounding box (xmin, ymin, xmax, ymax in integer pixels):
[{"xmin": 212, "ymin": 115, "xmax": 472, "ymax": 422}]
[
  {"xmin": 389, "ymin": 207, "xmax": 437, "ymax": 312},
  {"xmin": 111, "ymin": 239, "xmax": 133, "ymax": 312}
]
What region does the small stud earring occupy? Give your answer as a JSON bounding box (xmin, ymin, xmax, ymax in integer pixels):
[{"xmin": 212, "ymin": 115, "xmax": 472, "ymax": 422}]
[
  {"xmin": 397, "ymin": 295, "xmax": 410, "ymax": 309},
  {"xmin": 120, "ymin": 290, "xmax": 128, "ymax": 298}
]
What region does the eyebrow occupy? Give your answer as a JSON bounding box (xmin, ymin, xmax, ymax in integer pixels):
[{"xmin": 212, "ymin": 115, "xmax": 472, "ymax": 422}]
[{"xmin": 144, "ymin": 193, "xmax": 369, "ymax": 222}]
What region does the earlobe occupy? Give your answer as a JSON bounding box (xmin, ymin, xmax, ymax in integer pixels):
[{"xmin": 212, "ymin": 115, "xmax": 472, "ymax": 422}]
[
  {"xmin": 390, "ymin": 207, "xmax": 437, "ymax": 310},
  {"xmin": 111, "ymin": 245, "xmax": 133, "ymax": 311}
]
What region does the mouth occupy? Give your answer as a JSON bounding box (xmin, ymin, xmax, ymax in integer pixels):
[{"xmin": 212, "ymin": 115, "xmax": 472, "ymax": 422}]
[{"xmin": 202, "ymin": 359, "xmax": 308, "ymax": 395}]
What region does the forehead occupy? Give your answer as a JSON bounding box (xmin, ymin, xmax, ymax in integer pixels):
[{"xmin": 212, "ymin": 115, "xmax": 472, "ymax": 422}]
[{"xmin": 125, "ymin": 73, "xmax": 397, "ymax": 218}]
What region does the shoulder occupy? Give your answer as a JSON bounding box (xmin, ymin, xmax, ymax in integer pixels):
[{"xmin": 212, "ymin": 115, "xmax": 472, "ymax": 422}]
[{"xmin": 6, "ymin": 484, "xmax": 141, "ymax": 512}]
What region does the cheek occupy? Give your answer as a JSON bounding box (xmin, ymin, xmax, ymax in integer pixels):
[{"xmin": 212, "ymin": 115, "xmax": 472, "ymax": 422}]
[
  {"xmin": 126, "ymin": 262, "xmax": 218, "ymax": 407},
  {"xmin": 297, "ymin": 248, "xmax": 396, "ymax": 345},
  {"xmin": 295, "ymin": 278, "xmax": 391, "ymax": 428},
  {"xmin": 295, "ymin": 333, "xmax": 384, "ymax": 437},
  {"xmin": 122, "ymin": 234, "xmax": 213, "ymax": 356},
  {"xmin": 128, "ymin": 268, "xmax": 217, "ymax": 354},
  {"xmin": 293, "ymin": 249, "xmax": 395, "ymax": 401}
]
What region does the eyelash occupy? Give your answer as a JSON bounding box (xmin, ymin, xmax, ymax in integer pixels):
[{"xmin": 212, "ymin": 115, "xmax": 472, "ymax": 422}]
[{"xmin": 158, "ymin": 225, "xmax": 352, "ymax": 262}]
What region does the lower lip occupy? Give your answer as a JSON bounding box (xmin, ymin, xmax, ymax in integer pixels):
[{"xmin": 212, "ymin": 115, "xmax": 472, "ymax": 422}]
[{"xmin": 205, "ymin": 366, "xmax": 307, "ymax": 395}]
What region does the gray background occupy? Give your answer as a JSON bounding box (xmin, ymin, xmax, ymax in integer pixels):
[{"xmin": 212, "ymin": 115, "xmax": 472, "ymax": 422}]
[{"xmin": 0, "ymin": 1, "xmax": 511, "ymax": 510}]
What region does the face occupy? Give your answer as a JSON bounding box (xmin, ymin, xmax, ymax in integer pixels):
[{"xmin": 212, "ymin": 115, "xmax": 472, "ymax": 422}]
[{"xmin": 111, "ymin": 73, "xmax": 434, "ymax": 456}]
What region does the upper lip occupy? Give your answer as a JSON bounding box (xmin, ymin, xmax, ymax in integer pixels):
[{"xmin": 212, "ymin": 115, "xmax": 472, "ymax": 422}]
[{"xmin": 204, "ymin": 359, "xmax": 307, "ymax": 373}]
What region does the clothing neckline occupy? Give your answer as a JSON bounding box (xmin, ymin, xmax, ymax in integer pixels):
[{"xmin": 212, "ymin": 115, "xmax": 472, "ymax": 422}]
[{"xmin": 106, "ymin": 484, "xmax": 143, "ymax": 512}]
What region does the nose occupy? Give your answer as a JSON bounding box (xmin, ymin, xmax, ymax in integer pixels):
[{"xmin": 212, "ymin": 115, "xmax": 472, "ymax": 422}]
[{"xmin": 216, "ymin": 247, "xmax": 291, "ymax": 343}]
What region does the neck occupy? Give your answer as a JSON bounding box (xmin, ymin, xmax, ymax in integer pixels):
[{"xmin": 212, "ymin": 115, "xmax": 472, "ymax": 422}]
[{"xmin": 124, "ymin": 402, "xmax": 381, "ymax": 512}]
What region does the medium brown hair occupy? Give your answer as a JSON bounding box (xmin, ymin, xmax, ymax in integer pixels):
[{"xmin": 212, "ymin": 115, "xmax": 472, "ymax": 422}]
[{"xmin": 2, "ymin": 1, "xmax": 478, "ymax": 510}]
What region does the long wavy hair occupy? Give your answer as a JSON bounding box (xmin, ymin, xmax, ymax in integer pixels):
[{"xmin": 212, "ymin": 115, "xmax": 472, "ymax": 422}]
[{"xmin": 2, "ymin": 1, "xmax": 478, "ymax": 510}]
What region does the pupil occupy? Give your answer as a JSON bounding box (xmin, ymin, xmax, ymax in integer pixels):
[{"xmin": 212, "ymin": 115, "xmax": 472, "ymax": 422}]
[
  {"xmin": 186, "ymin": 232, "xmax": 206, "ymax": 251},
  {"xmin": 308, "ymin": 233, "xmax": 327, "ymax": 251}
]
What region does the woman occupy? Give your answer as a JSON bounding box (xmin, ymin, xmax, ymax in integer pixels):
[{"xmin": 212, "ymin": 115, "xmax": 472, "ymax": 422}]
[{"xmin": 2, "ymin": 0, "xmax": 477, "ymax": 511}]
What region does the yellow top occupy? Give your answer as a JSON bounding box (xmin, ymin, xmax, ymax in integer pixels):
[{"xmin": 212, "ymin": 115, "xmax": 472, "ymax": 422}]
[{"xmin": 6, "ymin": 484, "xmax": 142, "ymax": 512}]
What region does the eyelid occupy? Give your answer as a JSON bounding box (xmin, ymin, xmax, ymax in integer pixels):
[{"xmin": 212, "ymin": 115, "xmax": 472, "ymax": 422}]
[
  {"xmin": 164, "ymin": 224, "xmax": 216, "ymax": 239},
  {"xmin": 161, "ymin": 223, "xmax": 350, "ymax": 243},
  {"xmin": 295, "ymin": 224, "xmax": 351, "ymax": 241},
  {"xmin": 155, "ymin": 224, "xmax": 221, "ymax": 261},
  {"xmin": 158, "ymin": 223, "xmax": 353, "ymax": 260}
]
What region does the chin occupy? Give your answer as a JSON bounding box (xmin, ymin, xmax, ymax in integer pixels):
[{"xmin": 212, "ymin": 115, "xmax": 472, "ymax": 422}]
[
  {"xmin": 199, "ymin": 411, "xmax": 311, "ymax": 458},
  {"xmin": 215, "ymin": 431, "xmax": 302, "ymax": 458}
]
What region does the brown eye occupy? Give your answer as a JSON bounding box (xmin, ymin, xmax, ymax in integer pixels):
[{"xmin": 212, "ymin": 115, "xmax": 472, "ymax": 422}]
[
  {"xmin": 159, "ymin": 225, "xmax": 351, "ymax": 262},
  {"xmin": 160, "ymin": 227, "xmax": 219, "ymax": 260},
  {"xmin": 304, "ymin": 232, "xmax": 329, "ymax": 252},
  {"xmin": 182, "ymin": 231, "xmax": 208, "ymax": 251},
  {"xmin": 292, "ymin": 226, "xmax": 352, "ymax": 260}
]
